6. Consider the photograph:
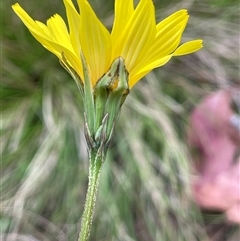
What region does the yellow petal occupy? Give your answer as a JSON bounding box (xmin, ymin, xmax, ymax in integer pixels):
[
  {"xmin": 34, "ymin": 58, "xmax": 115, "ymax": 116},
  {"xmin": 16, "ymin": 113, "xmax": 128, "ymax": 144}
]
[
  {"xmin": 63, "ymin": 0, "xmax": 81, "ymax": 55},
  {"xmin": 46, "ymin": 14, "xmax": 71, "ymax": 47},
  {"xmin": 28, "ymin": 30, "xmax": 83, "ymax": 79},
  {"xmin": 12, "ymin": 3, "xmax": 61, "ymax": 57},
  {"xmin": 77, "ymin": 0, "xmax": 111, "ymax": 86},
  {"xmin": 129, "ymin": 55, "xmax": 172, "ymax": 88},
  {"xmin": 113, "ymin": 0, "xmax": 156, "ymax": 73},
  {"xmin": 111, "ymin": 0, "xmax": 134, "ymax": 47},
  {"xmin": 153, "ymin": 10, "xmax": 189, "ymax": 57},
  {"xmin": 12, "ymin": 3, "xmax": 82, "ymax": 79},
  {"xmin": 173, "ymin": 40, "xmax": 203, "ymax": 56},
  {"xmin": 35, "ymin": 20, "xmax": 51, "ymax": 36},
  {"xmin": 130, "ymin": 39, "xmax": 203, "ymax": 88},
  {"xmin": 133, "ymin": 10, "xmax": 188, "ymax": 73},
  {"xmin": 156, "ymin": 10, "xmax": 188, "ymax": 37},
  {"xmin": 12, "ymin": 3, "xmax": 50, "ymax": 40},
  {"xmin": 131, "ymin": 10, "xmax": 188, "ymax": 78}
]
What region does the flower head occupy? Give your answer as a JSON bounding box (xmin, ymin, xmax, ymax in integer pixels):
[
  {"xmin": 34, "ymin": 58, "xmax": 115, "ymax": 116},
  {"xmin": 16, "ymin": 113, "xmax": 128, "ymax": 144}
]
[{"xmin": 12, "ymin": 0, "xmax": 202, "ymax": 89}]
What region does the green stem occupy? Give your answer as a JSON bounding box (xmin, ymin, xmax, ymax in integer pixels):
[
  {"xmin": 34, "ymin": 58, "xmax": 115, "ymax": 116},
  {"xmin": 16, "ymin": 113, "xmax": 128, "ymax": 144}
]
[{"xmin": 78, "ymin": 150, "xmax": 103, "ymax": 241}]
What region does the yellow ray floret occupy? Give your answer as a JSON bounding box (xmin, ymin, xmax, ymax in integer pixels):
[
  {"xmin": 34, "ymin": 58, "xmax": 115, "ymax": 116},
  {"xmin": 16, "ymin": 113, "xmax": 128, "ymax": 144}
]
[{"xmin": 12, "ymin": 0, "xmax": 203, "ymax": 89}]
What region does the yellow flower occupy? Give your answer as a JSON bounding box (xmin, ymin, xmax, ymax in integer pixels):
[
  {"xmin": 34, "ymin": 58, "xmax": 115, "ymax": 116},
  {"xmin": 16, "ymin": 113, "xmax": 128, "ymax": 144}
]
[{"xmin": 12, "ymin": 0, "xmax": 202, "ymax": 89}]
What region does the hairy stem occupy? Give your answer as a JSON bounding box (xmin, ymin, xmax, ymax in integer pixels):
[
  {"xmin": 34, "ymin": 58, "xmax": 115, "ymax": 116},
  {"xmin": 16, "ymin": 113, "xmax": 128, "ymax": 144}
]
[{"xmin": 78, "ymin": 150, "xmax": 103, "ymax": 241}]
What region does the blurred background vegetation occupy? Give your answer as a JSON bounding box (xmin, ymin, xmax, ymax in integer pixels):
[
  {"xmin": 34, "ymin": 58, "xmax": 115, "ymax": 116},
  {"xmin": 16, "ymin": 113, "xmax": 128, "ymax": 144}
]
[{"xmin": 1, "ymin": 0, "xmax": 239, "ymax": 240}]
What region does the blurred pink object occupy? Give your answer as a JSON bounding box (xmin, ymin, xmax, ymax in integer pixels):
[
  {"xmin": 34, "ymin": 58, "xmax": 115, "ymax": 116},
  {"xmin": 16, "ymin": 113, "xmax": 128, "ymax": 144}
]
[{"xmin": 188, "ymin": 89, "xmax": 240, "ymax": 224}]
